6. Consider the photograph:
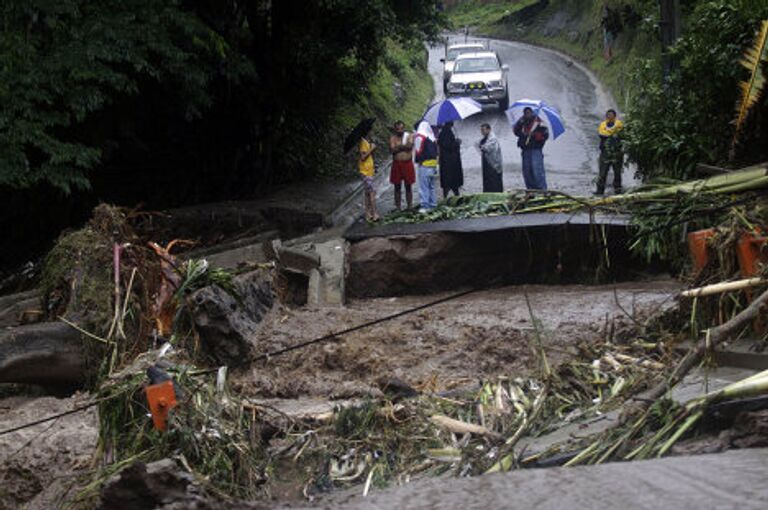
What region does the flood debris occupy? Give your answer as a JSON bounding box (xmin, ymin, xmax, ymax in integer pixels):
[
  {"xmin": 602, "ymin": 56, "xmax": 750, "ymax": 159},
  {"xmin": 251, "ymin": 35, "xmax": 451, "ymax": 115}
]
[{"xmin": 1, "ymin": 162, "xmax": 767, "ymax": 508}]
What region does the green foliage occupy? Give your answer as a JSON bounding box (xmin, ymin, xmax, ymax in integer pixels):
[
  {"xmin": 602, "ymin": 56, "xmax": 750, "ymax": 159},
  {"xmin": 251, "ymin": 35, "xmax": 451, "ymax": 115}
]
[
  {"xmin": 0, "ymin": 0, "xmax": 444, "ymax": 193},
  {"xmin": 0, "ymin": 0, "xmax": 238, "ymax": 193},
  {"xmin": 624, "ymin": 0, "xmax": 768, "ymax": 179},
  {"xmin": 448, "ymin": 0, "xmax": 539, "ymax": 32},
  {"xmin": 733, "ymin": 20, "xmax": 768, "ymax": 146},
  {"xmin": 290, "ymin": 38, "xmax": 433, "ymax": 179}
]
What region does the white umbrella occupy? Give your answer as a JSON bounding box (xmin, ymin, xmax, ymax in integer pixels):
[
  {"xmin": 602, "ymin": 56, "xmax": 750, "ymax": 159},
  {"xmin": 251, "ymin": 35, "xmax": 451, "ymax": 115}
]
[{"xmin": 422, "ymin": 97, "xmax": 483, "ymax": 126}]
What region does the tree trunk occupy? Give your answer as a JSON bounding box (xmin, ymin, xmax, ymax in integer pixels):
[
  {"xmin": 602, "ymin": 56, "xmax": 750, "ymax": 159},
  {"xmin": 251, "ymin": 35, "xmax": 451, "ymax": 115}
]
[{"xmin": 0, "ymin": 322, "xmax": 85, "ymax": 385}]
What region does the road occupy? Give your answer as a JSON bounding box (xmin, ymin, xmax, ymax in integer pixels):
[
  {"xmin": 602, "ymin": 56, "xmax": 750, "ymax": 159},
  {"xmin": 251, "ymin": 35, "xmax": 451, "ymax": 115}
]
[{"xmin": 377, "ymin": 36, "xmax": 635, "ymax": 212}]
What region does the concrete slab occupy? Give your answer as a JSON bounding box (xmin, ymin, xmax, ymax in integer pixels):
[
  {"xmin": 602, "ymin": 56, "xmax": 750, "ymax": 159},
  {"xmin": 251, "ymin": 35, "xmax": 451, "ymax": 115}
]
[
  {"xmin": 344, "ymin": 211, "xmax": 631, "ymax": 241},
  {"xmin": 326, "ymin": 448, "xmax": 768, "ymax": 509}
]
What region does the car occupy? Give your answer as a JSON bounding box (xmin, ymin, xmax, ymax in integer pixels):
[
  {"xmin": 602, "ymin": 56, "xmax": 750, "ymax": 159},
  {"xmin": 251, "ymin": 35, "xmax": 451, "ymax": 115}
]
[
  {"xmin": 441, "ymin": 43, "xmax": 486, "ymax": 93},
  {"xmin": 445, "ymin": 51, "xmax": 510, "ymax": 111}
]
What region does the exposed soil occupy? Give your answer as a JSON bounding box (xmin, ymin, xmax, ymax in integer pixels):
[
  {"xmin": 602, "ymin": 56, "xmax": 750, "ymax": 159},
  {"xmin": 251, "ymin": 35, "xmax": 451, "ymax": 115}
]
[
  {"xmin": 235, "ymin": 279, "xmax": 681, "ymax": 399},
  {"xmin": 0, "ymin": 393, "xmax": 97, "ymax": 510}
]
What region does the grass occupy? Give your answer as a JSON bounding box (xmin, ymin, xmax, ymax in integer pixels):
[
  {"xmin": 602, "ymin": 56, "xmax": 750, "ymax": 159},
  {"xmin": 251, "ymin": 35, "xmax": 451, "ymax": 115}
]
[
  {"xmin": 317, "ymin": 38, "xmax": 434, "ymax": 177},
  {"xmin": 449, "ymin": 0, "xmax": 539, "ymax": 34}
]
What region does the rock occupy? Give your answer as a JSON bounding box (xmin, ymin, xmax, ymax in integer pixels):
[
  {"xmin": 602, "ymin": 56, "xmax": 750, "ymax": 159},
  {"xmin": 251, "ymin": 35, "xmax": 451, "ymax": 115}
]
[
  {"xmin": 0, "ymin": 321, "xmax": 85, "ymax": 385},
  {"xmin": 99, "ymin": 458, "xmax": 271, "ymax": 510},
  {"xmin": 189, "ymin": 270, "xmax": 274, "ymax": 365},
  {"xmin": 376, "ymin": 376, "xmax": 419, "ymax": 400},
  {"xmin": 98, "ymin": 459, "xmax": 204, "ymax": 510}
]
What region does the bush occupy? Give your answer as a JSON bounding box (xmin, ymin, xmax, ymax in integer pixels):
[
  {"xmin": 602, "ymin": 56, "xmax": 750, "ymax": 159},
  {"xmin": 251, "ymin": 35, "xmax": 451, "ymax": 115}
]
[{"xmin": 625, "ymin": 0, "xmax": 768, "ymax": 180}]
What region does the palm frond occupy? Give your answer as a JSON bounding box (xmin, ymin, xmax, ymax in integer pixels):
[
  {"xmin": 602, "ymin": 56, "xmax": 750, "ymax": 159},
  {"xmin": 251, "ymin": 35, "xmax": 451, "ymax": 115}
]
[{"xmin": 733, "ymin": 19, "xmax": 768, "ymax": 146}]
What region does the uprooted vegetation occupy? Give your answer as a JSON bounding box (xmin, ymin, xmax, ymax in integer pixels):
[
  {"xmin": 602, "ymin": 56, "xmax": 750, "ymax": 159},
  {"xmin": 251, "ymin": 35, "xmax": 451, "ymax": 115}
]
[{"xmin": 1, "ymin": 182, "xmax": 767, "ymax": 508}]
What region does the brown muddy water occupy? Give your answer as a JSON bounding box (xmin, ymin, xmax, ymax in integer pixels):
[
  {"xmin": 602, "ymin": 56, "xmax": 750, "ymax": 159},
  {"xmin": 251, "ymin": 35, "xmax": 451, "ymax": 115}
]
[
  {"xmin": 235, "ymin": 279, "xmax": 681, "ymax": 400},
  {"xmin": 0, "ymin": 279, "xmax": 681, "ymax": 509}
]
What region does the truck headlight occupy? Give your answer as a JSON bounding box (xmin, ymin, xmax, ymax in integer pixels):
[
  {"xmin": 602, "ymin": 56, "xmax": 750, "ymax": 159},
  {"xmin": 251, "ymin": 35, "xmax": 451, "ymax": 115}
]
[
  {"xmin": 488, "ymin": 80, "xmax": 503, "ymax": 88},
  {"xmin": 447, "ymin": 82, "xmax": 463, "ymax": 92}
]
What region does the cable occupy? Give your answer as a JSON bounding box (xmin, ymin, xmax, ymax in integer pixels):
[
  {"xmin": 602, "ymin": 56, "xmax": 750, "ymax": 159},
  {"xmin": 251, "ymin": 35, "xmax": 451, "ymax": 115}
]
[
  {"xmin": 199, "ymin": 286, "xmax": 482, "ymax": 374},
  {"xmin": 0, "ymin": 397, "xmax": 112, "ymax": 437},
  {"xmin": 1, "ymin": 287, "xmax": 481, "ymax": 436}
]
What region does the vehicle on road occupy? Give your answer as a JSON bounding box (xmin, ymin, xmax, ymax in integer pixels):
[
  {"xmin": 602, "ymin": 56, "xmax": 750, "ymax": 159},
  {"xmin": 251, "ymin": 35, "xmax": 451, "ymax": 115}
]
[
  {"xmin": 441, "ymin": 43, "xmax": 486, "ymax": 93},
  {"xmin": 445, "ymin": 52, "xmax": 510, "ymax": 111}
]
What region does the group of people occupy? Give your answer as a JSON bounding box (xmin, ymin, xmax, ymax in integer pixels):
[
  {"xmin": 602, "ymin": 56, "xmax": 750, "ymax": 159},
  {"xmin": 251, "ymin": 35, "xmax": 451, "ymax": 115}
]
[{"xmin": 357, "ymin": 108, "xmax": 624, "ymax": 221}]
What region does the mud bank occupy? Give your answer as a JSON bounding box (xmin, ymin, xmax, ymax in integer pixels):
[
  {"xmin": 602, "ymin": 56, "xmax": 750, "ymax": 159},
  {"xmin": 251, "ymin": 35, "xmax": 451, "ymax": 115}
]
[
  {"xmin": 345, "ymin": 216, "xmax": 643, "ymax": 298},
  {"xmin": 0, "ymin": 393, "xmax": 97, "ymax": 509}
]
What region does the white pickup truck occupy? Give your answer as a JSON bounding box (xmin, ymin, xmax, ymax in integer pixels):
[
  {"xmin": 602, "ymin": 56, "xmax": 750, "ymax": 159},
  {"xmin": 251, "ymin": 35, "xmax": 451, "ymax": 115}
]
[
  {"xmin": 440, "ymin": 42, "xmax": 486, "ymax": 93},
  {"xmin": 445, "ymin": 51, "xmax": 510, "ymax": 111}
]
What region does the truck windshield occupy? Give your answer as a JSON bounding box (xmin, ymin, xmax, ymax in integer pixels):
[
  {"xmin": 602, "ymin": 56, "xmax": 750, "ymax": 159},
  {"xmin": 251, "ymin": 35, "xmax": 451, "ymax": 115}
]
[{"xmin": 453, "ymin": 57, "xmax": 499, "ymax": 74}]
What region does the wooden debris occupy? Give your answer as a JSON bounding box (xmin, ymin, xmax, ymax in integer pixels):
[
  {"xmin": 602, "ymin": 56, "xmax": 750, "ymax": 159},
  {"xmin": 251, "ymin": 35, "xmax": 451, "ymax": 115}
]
[
  {"xmin": 681, "ymin": 277, "xmax": 765, "ymax": 298},
  {"xmin": 430, "ymin": 414, "xmax": 502, "ymax": 440}
]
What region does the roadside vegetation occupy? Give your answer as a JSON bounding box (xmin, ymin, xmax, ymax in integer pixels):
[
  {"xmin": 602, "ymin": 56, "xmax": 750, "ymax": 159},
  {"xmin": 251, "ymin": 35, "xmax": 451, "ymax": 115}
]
[
  {"xmin": 447, "ymin": 0, "xmax": 768, "ymax": 181},
  {"xmin": 0, "ymin": 1, "xmax": 443, "ymax": 271},
  {"xmin": 448, "ymin": 0, "xmax": 539, "ymax": 33},
  {"xmin": 316, "ymin": 39, "xmax": 434, "ymax": 179}
]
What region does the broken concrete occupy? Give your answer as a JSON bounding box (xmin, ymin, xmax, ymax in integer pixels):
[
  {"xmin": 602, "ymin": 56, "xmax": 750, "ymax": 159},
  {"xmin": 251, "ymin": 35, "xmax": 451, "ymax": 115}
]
[
  {"xmin": 183, "ymin": 230, "xmax": 278, "ymax": 270},
  {"xmin": 328, "ymin": 449, "xmax": 768, "ymax": 509},
  {"xmin": 307, "ymin": 239, "xmax": 347, "ymax": 306},
  {"xmin": 274, "ymin": 244, "xmax": 321, "ymax": 274}
]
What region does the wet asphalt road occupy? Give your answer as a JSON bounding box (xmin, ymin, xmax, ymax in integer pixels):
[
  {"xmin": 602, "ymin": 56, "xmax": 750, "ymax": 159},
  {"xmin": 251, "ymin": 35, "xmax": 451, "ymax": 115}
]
[{"xmin": 376, "ymin": 36, "xmax": 634, "ymax": 212}]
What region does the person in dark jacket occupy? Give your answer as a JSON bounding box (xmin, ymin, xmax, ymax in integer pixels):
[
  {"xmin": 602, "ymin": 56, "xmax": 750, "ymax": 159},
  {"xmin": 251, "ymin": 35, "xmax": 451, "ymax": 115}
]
[
  {"xmin": 513, "ymin": 107, "xmax": 549, "ymax": 190},
  {"xmin": 437, "ymin": 121, "xmax": 463, "ymax": 198}
]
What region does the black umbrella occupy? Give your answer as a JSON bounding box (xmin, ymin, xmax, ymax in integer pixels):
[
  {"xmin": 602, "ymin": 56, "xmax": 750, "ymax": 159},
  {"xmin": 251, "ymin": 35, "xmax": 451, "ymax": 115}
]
[{"xmin": 343, "ymin": 117, "xmax": 376, "ymax": 154}]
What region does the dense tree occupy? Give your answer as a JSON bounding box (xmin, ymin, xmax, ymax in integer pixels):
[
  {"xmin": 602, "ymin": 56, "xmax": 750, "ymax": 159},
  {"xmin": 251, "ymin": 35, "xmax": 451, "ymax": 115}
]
[
  {"xmin": 0, "ymin": 0, "xmax": 443, "ymax": 193},
  {"xmin": 623, "ymin": 0, "xmax": 768, "ymax": 179}
]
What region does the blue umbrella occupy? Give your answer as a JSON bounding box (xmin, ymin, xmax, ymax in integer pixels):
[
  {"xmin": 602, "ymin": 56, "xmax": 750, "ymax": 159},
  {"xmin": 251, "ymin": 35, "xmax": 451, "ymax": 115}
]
[
  {"xmin": 505, "ymin": 99, "xmax": 565, "ymax": 139},
  {"xmin": 422, "ymin": 97, "xmax": 483, "ymax": 126}
]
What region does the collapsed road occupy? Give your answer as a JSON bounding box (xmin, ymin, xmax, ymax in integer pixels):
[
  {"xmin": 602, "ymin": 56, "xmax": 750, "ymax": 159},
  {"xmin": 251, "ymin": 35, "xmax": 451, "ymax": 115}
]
[{"xmin": 1, "ymin": 31, "xmax": 768, "ymax": 510}]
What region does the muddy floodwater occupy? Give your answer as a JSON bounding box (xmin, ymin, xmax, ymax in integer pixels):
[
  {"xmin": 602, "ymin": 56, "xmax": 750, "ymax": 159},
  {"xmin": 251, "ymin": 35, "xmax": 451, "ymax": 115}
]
[{"xmin": 237, "ymin": 279, "xmax": 680, "ymax": 400}]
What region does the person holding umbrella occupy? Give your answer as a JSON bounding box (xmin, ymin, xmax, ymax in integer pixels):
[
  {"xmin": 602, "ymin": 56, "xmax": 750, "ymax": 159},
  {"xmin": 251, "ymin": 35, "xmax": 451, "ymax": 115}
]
[
  {"xmin": 344, "ymin": 118, "xmax": 380, "ymax": 221},
  {"xmin": 513, "ymin": 107, "xmax": 549, "ymax": 190},
  {"xmin": 437, "ymin": 121, "xmax": 463, "ymax": 198}
]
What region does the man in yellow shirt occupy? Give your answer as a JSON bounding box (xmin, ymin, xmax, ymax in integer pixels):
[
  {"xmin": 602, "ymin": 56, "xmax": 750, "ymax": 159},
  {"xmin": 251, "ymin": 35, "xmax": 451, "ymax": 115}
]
[
  {"xmin": 359, "ymin": 128, "xmax": 380, "ymax": 221},
  {"xmin": 596, "ymin": 109, "xmax": 624, "ymax": 195}
]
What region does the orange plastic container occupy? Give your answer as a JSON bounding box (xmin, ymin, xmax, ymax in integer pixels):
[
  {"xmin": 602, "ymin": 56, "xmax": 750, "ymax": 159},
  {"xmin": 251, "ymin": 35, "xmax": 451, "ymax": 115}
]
[
  {"xmin": 736, "ymin": 228, "xmax": 767, "ymax": 278},
  {"xmin": 145, "ymin": 380, "xmax": 178, "ymax": 432},
  {"xmin": 687, "ymin": 228, "xmax": 716, "ymax": 273}
]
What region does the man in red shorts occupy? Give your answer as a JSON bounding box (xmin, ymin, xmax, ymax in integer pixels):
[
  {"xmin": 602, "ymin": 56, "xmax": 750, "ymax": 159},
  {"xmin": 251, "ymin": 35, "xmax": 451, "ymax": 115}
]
[{"xmin": 389, "ymin": 120, "xmax": 416, "ymax": 210}]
